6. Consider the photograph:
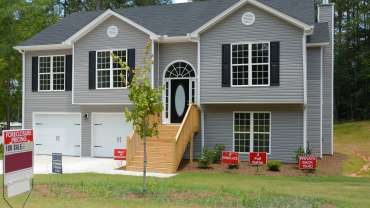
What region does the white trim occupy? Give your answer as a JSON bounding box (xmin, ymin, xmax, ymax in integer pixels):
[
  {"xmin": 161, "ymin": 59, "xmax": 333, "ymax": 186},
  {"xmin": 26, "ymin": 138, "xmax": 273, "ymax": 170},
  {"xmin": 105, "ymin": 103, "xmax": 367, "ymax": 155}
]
[
  {"xmin": 156, "ymin": 35, "xmax": 199, "ymax": 43},
  {"xmin": 14, "ymin": 44, "xmax": 71, "ymax": 51},
  {"xmin": 201, "ymin": 101, "xmax": 304, "ymax": 104},
  {"xmin": 32, "ymin": 112, "xmax": 82, "ymax": 157},
  {"xmin": 191, "ymin": 0, "xmax": 313, "ymax": 37},
  {"xmin": 197, "ymin": 39, "xmax": 201, "ymax": 106},
  {"xmin": 162, "ymin": 60, "xmax": 197, "ymax": 124},
  {"xmin": 303, "ymin": 34, "xmax": 308, "ymax": 153},
  {"xmin": 38, "ymin": 55, "xmax": 66, "ymax": 92},
  {"xmin": 95, "ymin": 49, "xmax": 128, "ymax": 90},
  {"xmin": 331, "ymin": 4, "xmax": 334, "ymax": 155},
  {"xmin": 72, "ymin": 102, "xmax": 131, "ymax": 105},
  {"xmin": 64, "ymin": 9, "xmax": 158, "ymax": 45},
  {"xmin": 151, "ymin": 39, "xmax": 155, "ymax": 88},
  {"xmin": 232, "ymin": 111, "xmax": 272, "ymax": 154},
  {"xmin": 320, "ymin": 46, "xmax": 324, "ymax": 158},
  {"xmin": 21, "ymin": 51, "xmax": 25, "ymax": 128},
  {"xmin": 230, "ymin": 41, "xmax": 270, "ymax": 87},
  {"xmin": 307, "ymin": 42, "xmax": 330, "ymax": 47},
  {"xmin": 72, "ymin": 43, "xmax": 75, "ymax": 104}
]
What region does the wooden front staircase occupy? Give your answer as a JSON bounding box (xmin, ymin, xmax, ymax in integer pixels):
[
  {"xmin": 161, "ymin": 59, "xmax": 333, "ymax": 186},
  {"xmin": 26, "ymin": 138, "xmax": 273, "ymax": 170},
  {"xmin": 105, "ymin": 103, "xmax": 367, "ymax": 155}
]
[{"xmin": 126, "ymin": 104, "xmax": 200, "ymax": 173}]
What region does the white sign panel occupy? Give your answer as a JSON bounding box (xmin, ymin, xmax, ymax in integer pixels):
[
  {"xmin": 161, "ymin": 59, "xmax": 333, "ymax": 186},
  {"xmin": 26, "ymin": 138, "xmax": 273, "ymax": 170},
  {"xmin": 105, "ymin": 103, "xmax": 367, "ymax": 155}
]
[{"xmin": 3, "ymin": 129, "xmax": 34, "ymax": 198}]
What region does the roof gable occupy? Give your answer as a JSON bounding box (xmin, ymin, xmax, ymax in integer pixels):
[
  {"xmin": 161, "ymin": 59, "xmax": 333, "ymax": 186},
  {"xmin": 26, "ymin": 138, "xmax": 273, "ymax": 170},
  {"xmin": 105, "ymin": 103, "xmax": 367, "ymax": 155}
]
[{"xmin": 16, "ymin": 0, "xmax": 315, "ymax": 49}]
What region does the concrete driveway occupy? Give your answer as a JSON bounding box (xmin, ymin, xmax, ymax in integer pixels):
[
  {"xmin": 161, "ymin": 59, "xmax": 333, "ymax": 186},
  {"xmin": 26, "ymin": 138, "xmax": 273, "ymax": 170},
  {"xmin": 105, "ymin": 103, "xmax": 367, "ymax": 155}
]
[{"xmin": 0, "ymin": 155, "xmax": 176, "ymax": 178}]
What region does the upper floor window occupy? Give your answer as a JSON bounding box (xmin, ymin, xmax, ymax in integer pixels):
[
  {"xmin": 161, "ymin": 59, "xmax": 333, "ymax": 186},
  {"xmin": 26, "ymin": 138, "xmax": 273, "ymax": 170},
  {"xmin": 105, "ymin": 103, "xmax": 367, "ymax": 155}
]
[
  {"xmin": 39, "ymin": 55, "xmax": 65, "ymax": 91},
  {"xmin": 96, "ymin": 49, "xmax": 127, "ymax": 89},
  {"xmin": 231, "ymin": 42, "xmax": 269, "ymax": 86}
]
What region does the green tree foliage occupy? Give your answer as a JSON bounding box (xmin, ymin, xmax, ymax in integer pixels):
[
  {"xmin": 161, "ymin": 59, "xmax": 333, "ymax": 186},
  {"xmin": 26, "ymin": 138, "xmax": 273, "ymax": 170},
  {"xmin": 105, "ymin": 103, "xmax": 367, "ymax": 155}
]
[
  {"xmin": 115, "ymin": 41, "xmax": 162, "ymax": 192},
  {"xmin": 55, "ymin": 0, "xmax": 171, "ymax": 16},
  {"xmin": 0, "ymin": 0, "xmax": 58, "ymax": 128},
  {"xmin": 331, "ymin": 0, "xmax": 370, "ymax": 120}
]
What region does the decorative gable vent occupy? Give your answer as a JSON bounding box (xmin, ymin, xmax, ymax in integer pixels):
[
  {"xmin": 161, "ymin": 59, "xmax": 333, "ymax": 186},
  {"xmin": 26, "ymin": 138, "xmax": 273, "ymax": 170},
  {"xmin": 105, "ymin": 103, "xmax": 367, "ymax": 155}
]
[{"xmin": 242, "ymin": 12, "xmax": 255, "ymax": 26}]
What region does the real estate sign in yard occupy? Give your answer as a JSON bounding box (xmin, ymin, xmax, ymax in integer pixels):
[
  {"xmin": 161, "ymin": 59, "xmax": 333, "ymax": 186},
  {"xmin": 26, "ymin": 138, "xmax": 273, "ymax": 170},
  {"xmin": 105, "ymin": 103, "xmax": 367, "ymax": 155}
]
[
  {"xmin": 2, "ymin": 129, "xmax": 34, "ymax": 198},
  {"xmin": 249, "ymin": 152, "xmax": 267, "ymax": 165}
]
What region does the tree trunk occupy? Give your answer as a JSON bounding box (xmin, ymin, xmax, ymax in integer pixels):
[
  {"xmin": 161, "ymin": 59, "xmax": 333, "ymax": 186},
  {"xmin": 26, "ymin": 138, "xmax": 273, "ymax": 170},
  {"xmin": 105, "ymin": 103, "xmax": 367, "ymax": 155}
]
[{"xmin": 96, "ymin": 0, "xmax": 101, "ymax": 10}]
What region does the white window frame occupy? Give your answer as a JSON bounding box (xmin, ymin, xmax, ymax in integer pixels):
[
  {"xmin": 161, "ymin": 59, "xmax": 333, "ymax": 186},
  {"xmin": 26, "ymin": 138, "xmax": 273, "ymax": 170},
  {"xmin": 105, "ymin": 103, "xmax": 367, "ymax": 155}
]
[
  {"xmin": 230, "ymin": 41, "xmax": 270, "ymax": 87},
  {"xmin": 232, "ymin": 111, "xmax": 271, "ymax": 154},
  {"xmin": 95, "ymin": 48, "xmax": 128, "ymax": 90},
  {"xmin": 38, "ymin": 55, "xmax": 66, "ymax": 92}
]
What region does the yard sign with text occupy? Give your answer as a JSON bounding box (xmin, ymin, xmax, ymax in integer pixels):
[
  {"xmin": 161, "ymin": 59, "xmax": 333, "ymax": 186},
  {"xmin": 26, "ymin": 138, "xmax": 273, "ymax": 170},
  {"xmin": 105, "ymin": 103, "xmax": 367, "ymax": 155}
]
[{"xmin": 3, "ymin": 129, "xmax": 34, "ymax": 198}]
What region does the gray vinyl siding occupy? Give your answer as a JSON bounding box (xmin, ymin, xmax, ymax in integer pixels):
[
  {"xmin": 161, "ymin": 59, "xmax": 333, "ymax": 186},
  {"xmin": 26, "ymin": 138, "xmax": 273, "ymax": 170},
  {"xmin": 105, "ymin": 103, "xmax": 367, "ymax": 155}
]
[
  {"xmin": 319, "ymin": 5, "xmax": 334, "ymax": 155},
  {"xmin": 73, "ymin": 16, "xmax": 150, "ymax": 104},
  {"xmin": 23, "ymin": 49, "xmax": 80, "ymax": 130},
  {"xmin": 202, "ymin": 104, "xmax": 303, "ymax": 163},
  {"xmin": 157, "ymin": 42, "xmax": 197, "ymax": 86},
  {"xmin": 307, "ymin": 48, "xmax": 322, "ymax": 157},
  {"xmin": 200, "ymin": 4, "xmax": 304, "ymax": 103}
]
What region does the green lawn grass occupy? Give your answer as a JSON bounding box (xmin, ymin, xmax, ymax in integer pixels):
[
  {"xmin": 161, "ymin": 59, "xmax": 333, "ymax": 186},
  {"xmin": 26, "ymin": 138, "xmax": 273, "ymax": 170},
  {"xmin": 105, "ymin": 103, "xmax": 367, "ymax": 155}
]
[
  {"xmin": 0, "ymin": 121, "xmax": 369, "ymax": 207},
  {"xmin": 2, "ymin": 173, "xmax": 370, "ymax": 208},
  {"xmin": 334, "ymin": 121, "xmax": 370, "ymax": 176}
]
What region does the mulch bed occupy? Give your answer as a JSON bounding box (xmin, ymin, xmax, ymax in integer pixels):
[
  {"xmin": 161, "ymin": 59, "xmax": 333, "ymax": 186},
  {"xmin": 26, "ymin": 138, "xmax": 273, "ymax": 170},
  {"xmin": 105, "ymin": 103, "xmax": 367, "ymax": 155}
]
[{"xmin": 178, "ymin": 153, "xmax": 347, "ymax": 176}]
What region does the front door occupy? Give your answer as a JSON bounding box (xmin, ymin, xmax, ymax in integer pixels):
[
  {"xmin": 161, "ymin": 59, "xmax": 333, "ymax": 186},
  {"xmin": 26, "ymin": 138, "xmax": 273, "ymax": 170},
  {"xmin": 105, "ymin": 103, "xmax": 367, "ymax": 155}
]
[{"xmin": 171, "ymin": 79, "xmax": 189, "ymax": 123}]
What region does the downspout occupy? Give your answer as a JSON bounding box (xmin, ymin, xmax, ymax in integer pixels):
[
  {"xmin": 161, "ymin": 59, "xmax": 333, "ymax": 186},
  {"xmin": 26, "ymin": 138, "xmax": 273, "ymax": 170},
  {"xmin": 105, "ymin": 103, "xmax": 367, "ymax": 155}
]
[{"xmin": 21, "ymin": 50, "xmax": 25, "ymax": 128}]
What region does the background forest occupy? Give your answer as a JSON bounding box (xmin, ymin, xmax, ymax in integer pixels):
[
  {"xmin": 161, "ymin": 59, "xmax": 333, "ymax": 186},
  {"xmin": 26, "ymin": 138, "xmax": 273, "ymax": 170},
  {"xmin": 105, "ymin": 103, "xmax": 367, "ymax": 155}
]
[{"xmin": 0, "ymin": 0, "xmax": 368, "ymax": 129}]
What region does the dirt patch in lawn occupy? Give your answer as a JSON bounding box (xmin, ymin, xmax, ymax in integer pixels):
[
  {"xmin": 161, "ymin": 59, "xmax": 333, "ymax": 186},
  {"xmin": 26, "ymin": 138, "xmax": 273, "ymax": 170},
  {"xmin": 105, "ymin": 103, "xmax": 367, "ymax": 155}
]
[
  {"xmin": 178, "ymin": 153, "xmax": 346, "ymax": 176},
  {"xmin": 34, "ymin": 184, "xmax": 89, "ymax": 198}
]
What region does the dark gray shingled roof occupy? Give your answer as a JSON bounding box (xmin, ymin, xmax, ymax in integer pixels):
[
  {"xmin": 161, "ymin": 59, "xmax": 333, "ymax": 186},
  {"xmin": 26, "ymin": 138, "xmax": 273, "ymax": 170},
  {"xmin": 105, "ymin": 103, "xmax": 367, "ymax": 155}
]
[
  {"xmin": 307, "ymin": 22, "xmax": 330, "ymax": 43},
  {"xmin": 19, "ymin": 0, "xmax": 315, "ymax": 46}
]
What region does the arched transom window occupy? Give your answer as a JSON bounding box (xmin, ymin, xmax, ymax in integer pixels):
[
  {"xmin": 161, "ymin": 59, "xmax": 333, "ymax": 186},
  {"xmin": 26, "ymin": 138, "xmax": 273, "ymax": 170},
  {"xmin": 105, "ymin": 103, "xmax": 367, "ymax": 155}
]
[{"xmin": 165, "ymin": 62, "xmax": 195, "ymax": 78}]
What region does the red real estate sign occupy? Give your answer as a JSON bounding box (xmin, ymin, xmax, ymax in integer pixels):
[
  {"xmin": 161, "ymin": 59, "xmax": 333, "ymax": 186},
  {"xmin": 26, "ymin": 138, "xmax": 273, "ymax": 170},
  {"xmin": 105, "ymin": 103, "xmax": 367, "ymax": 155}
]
[
  {"xmin": 221, "ymin": 151, "xmax": 239, "ymax": 165},
  {"xmin": 249, "ymin": 152, "xmax": 268, "ymax": 165},
  {"xmin": 299, "ymin": 156, "xmax": 317, "ymax": 170},
  {"xmin": 114, "ymin": 149, "xmax": 126, "ymax": 160},
  {"xmin": 3, "ymin": 129, "xmax": 34, "ymax": 198}
]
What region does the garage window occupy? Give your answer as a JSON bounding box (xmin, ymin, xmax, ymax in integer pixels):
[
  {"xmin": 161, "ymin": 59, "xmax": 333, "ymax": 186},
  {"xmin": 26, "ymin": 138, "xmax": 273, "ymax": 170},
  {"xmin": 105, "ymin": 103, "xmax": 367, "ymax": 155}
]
[
  {"xmin": 233, "ymin": 112, "xmax": 271, "ymax": 153},
  {"xmin": 39, "ymin": 55, "xmax": 65, "ymax": 91},
  {"xmin": 96, "ymin": 49, "xmax": 127, "ymax": 89}
]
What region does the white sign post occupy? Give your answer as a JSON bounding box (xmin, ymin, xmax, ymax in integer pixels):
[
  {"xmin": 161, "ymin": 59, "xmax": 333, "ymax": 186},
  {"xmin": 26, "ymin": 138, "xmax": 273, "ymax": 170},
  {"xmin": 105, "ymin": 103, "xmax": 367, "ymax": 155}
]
[{"xmin": 2, "ymin": 129, "xmax": 34, "ymax": 207}]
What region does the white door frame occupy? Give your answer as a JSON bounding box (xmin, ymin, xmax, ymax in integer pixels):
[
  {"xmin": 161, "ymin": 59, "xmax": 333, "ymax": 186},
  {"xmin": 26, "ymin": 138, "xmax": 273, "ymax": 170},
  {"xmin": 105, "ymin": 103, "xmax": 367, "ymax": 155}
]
[
  {"xmin": 91, "ymin": 112, "xmax": 127, "ymax": 157},
  {"xmin": 32, "ymin": 112, "xmax": 82, "ymax": 157},
  {"xmin": 162, "ymin": 60, "xmax": 197, "ymax": 124}
]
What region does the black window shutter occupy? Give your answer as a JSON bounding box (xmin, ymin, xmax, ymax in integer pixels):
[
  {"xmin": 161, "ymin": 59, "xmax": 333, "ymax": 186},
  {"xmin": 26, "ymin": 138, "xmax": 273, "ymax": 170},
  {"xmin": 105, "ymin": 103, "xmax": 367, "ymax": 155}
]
[
  {"xmin": 222, "ymin": 44, "xmax": 231, "ymax": 87},
  {"xmin": 127, "ymin": 48, "xmax": 135, "ymax": 84},
  {"xmin": 270, "ymin": 41, "xmax": 280, "ymax": 86},
  {"xmin": 89, "ymin": 51, "xmax": 96, "ymax": 89},
  {"xmin": 32, "ymin": 56, "xmax": 38, "ymax": 92},
  {"xmin": 65, "ymin": 55, "xmax": 72, "ymax": 91}
]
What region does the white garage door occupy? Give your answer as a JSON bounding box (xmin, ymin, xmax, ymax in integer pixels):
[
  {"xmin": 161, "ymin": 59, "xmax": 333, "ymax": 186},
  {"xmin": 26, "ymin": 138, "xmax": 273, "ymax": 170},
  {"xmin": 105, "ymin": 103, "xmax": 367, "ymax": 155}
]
[
  {"xmin": 33, "ymin": 113, "xmax": 81, "ymax": 156},
  {"xmin": 92, "ymin": 113, "xmax": 133, "ymax": 158}
]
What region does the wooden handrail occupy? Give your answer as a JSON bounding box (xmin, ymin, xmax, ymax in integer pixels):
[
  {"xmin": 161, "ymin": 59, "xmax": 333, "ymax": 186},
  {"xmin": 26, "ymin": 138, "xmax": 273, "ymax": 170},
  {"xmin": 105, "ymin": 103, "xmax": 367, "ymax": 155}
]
[{"xmin": 174, "ymin": 104, "xmax": 200, "ymax": 168}]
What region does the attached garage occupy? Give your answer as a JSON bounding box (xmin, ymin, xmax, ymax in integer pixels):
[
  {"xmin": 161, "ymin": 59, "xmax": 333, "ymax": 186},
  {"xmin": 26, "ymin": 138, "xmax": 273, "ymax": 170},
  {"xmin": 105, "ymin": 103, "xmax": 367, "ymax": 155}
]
[
  {"xmin": 92, "ymin": 113, "xmax": 133, "ymax": 158},
  {"xmin": 33, "ymin": 113, "xmax": 81, "ymax": 156}
]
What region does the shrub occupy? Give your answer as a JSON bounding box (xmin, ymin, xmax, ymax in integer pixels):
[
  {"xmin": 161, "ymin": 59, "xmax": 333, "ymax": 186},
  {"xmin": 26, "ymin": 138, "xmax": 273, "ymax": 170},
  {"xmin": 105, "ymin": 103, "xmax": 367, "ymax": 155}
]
[
  {"xmin": 227, "ymin": 164, "xmax": 239, "ymax": 169},
  {"xmin": 294, "ymin": 143, "xmax": 313, "ymax": 163},
  {"xmin": 198, "ymin": 148, "xmax": 213, "ymax": 169},
  {"xmin": 267, "ymin": 160, "xmax": 282, "ymax": 171},
  {"xmin": 211, "ymin": 144, "xmax": 225, "ymax": 164}
]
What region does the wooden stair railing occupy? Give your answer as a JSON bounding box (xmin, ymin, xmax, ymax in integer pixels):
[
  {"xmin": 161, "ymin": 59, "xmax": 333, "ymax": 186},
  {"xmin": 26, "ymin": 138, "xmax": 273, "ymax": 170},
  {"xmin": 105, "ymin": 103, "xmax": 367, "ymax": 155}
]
[{"xmin": 126, "ymin": 104, "xmax": 200, "ymax": 173}]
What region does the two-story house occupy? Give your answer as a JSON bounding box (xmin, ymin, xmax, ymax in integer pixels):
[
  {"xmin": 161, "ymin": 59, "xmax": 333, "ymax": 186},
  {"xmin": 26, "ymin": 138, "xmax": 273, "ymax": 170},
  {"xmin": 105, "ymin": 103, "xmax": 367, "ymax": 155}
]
[{"xmin": 15, "ymin": 0, "xmax": 334, "ymax": 173}]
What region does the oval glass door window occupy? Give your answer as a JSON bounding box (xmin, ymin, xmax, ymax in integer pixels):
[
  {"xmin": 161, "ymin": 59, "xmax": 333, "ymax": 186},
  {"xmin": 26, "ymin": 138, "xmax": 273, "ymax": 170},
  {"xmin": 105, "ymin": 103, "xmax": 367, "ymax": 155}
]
[{"xmin": 175, "ymin": 84, "xmax": 186, "ymax": 117}]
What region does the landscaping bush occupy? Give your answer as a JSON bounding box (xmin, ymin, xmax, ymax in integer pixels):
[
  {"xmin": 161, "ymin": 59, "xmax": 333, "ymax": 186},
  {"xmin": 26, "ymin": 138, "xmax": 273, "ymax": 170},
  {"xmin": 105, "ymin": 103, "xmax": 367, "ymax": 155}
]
[
  {"xmin": 294, "ymin": 143, "xmax": 312, "ymax": 163},
  {"xmin": 198, "ymin": 148, "xmax": 213, "ymax": 169},
  {"xmin": 227, "ymin": 164, "xmax": 239, "ymax": 169},
  {"xmin": 267, "ymin": 160, "xmax": 282, "ymax": 171},
  {"xmin": 211, "ymin": 144, "xmax": 225, "ymax": 164}
]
